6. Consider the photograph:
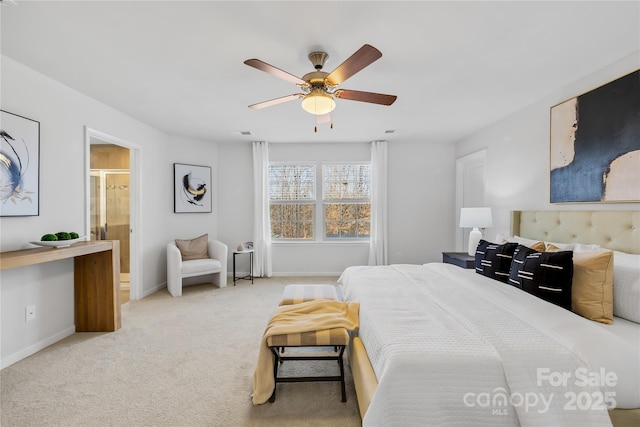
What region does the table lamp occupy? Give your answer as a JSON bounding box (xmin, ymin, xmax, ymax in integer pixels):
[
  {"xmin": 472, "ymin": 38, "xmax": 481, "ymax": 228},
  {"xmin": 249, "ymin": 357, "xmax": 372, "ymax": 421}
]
[{"xmin": 459, "ymin": 207, "xmax": 493, "ymax": 256}]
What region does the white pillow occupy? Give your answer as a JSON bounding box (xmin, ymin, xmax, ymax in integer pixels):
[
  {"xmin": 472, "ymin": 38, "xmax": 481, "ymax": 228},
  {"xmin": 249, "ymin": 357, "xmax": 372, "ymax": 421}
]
[
  {"xmin": 494, "ymin": 234, "xmax": 545, "ymax": 251},
  {"xmin": 573, "ymin": 243, "xmax": 606, "ymax": 253},
  {"xmin": 612, "ymin": 251, "xmax": 640, "ymax": 324}
]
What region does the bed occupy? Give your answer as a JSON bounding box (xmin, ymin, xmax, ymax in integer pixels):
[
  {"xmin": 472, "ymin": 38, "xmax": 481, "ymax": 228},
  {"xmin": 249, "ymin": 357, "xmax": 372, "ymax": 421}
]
[{"xmin": 338, "ymin": 210, "xmax": 640, "ymax": 427}]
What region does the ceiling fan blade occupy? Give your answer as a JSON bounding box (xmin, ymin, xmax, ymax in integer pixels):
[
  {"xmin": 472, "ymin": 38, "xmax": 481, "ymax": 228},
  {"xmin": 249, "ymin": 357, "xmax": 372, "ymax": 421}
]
[
  {"xmin": 335, "ymin": 89, "xmax": 397, "ymax": 106},
  {"xmin": 248, "ymin": 94, "xmax": 302, "ymax": 110},
  {"xmin": 326, "ymin": 44, "xmax": 382, "ymax": 86},
  {"xmin": 244, "ymin": 59, "xmax": 306, "ymax": 85}
]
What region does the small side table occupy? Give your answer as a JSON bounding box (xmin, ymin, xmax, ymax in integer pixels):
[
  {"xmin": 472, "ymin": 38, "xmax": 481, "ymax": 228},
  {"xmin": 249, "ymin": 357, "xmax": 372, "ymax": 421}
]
[
  {"xmin": 442, "ymin": 252, "xmax": 475, "ymax": 269},
  {"xmin": 233, "ymin": 250, "xmax": 254, "ymax": 285}
]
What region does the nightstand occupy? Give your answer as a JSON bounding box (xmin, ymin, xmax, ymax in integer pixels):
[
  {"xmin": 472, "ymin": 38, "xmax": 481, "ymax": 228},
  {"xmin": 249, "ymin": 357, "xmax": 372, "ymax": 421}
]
[{"xmin": 442, "ymin": 252, "xmax": 475, "ymax": 269}]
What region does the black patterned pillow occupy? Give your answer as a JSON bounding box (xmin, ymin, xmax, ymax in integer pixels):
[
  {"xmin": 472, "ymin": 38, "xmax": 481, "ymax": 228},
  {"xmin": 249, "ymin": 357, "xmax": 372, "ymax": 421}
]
[
  {"xmin": 508, "ymin": 244, "xmax": 538, "ymax": 289},
  {"xmin": 508, "ymin": 244, "xmax": 574, "ymax": 310},
  {"xmin": 475, "ymin": 240, "xmax": 518, "ymax": 283}
]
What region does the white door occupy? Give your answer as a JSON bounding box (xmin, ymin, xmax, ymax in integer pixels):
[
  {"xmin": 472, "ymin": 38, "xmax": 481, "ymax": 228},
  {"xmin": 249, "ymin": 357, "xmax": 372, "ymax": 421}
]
[{"xmin": 455, "ymin": 149, "xmax": 488, "ymax": 252}]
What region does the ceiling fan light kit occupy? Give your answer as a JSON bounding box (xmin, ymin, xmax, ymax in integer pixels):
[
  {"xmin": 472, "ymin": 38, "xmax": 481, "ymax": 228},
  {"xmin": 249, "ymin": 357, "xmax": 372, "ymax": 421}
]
[
  {"xmin": 301, "ymin": 89, "xmax": 336, "ymax": 115},
  {"xmin": 244, "ymin": 44, "xmax": 397, "ymax": 130}
]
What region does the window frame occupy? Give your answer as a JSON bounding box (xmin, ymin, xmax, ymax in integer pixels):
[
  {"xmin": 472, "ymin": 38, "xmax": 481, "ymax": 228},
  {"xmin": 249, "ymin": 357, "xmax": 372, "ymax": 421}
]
[
  {"xmin": 268, "ymin": 161, "xmax": 371, "ymax": 243},
  {"xmin": 268, "ymin": 162, "xmax": 317, "ymax": 241},
  {"xmin": 321, "ymin": 162, "xmax": 371, "ymax": 241}
]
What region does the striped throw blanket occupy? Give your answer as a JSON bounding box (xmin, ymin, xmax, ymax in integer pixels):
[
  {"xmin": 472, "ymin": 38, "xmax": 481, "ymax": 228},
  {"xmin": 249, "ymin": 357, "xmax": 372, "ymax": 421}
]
[{"xmin": 251, "ymin": 300, "xmax": 360, "ymax": 405}]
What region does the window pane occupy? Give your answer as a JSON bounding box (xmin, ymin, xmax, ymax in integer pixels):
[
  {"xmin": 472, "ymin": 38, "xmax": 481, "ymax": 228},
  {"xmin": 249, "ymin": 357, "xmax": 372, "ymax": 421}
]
[
  {"xmin": 323, "ymin": 164, "xmax": 371, "ymax": 201},
  {"xmin": 282, "ymin": 221, "xmax": 297, "ymax": 238},
  {"xmin": 358, "ymin": 203, "xmax": 370, "ymax": 219},
  {"xmin": 358, "ymin": 220, "xmax": 370, "ymax": 237},
  {"xmin": 326, "ymin": 221, "xmax": 340, "ymax": 238},
  {"xmin": 340, "ymin": 220, "xmax": 357, "ymax": 237},
  {"xmin": 271, "ymin": 222, "xmax": 282, "ymax": 238},
  {"xmin": 325, "ymin": 204, "xmax": 340, "ymax": 220},
  {"xmin": 300, "ymin": 221, "xmax": 313, "ymax": 239},
  {"xmin": 299, "ymin": 204, "xmax": 313, "ymax": 220},
  {"xmin": 269, "ymin": 164, "xmax": 316, "ymax": 201},
  {"xmin": 270, "ymin": 202, "xmax": 314, "ymax": 239},
  {"xmin": 341, "ymin": 204, "xmax": 356, "ymax": 220},
  {"xmin": 283, "ymin": 204, "xmax": 297, "ymax": 219},
  {"xmin": 324, "ymin": 202, "xmax": 371, "ymax": 239},
  {"xmin": 270, "ymin": 204, "xmax": 282, "ymax": 221}
]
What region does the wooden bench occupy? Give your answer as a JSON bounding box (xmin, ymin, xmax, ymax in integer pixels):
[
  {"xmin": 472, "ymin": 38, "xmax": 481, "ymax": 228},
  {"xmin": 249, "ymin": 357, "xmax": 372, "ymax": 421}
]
[
  {"xmin": 266, "ymin": 327, "xmax": 349, "ymax": 402},
  {"xmin": 268, "ymin": 284, "xmax": 347, "ymax": 402}
]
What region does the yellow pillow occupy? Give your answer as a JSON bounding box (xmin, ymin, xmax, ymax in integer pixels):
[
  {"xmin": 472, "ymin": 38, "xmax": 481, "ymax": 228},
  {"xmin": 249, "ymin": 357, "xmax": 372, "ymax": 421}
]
[
  {"xmin": 547, "ymin": 244, "xmax": 613, "ymax": 324},
  {"xmin": 527, "ymin": 241, "xmax": 546, "ymax": 252},
  {"xmin": 175, "ymin": 234, "xmax": 209, "ymax": 261}
]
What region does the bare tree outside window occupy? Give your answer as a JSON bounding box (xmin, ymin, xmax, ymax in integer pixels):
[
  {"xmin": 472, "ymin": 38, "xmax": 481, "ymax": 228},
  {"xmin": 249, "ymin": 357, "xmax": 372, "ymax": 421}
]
[
  {"xmin": 268, "ymin": 163, "xmax": 371, "ymax": 240},
  {"xmin": 323, "ymin": 164, "xmax": 371, "ymax": 239},
  {"xmin": 269, "ymin": 164, "xmax": 315, "ymax": 239}
]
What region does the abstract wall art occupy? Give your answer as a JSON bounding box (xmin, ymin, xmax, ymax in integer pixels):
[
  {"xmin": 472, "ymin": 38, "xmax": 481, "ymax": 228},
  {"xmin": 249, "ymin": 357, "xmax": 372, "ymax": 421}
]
[
  {"xmin": 550, "ymin": 70, "xmax": 640, "ymax": 203},
  {"xmin": 174, "ymin": 163, "xmax": 212, "ymax": 213},
  {"xmin": 0, "ymin": 110, "xmax": 40, "ymax": 216}
]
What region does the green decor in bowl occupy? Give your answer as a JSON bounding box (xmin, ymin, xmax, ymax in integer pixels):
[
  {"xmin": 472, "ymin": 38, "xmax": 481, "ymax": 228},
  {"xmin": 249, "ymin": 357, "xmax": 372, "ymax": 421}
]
[{"xmin": 32, "ymin": 232, "xmax": 86, "ymax": 248}]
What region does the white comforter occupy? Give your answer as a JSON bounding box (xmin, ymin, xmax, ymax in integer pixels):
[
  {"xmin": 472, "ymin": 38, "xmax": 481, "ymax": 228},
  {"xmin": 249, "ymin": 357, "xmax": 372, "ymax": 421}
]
[{"xmin": 339, "ymin": 263, "xmax": 638, "ymax": 427}]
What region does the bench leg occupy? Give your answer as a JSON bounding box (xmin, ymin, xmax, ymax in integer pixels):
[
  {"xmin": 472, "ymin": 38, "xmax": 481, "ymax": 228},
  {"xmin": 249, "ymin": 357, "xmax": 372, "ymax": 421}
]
[
  {"xmin": 338, "ymin": 346, "xmax": 346, "ymax": 402},
  {"xmin": 268, "ymin": 345, "xmax": 347, "ymax": 403},
  {"xmin": 270, "ymin": 347, "xmax": 280, "ymax": 402}
]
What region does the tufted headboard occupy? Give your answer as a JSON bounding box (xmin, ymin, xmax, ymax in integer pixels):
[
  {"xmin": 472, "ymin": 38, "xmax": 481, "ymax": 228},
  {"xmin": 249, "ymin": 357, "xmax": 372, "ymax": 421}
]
[{"xmin": 510, "ymin": 210, "xmax": 639, "ymax": 254}]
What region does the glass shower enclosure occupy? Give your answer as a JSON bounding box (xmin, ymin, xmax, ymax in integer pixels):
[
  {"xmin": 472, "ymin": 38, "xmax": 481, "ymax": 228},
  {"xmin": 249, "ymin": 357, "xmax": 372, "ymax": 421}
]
[{"xmin": 90, "ymin": 170, "xmax": 130, "ymax": 277}]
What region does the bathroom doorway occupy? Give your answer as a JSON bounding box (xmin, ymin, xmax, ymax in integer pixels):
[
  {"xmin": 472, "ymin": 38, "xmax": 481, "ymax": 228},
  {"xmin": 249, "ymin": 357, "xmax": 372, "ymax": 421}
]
[
  {"xmin": 86, "ymin": 127, "xmax": 141, "ymax": 302},
  {"xmin": 90, "ymin": 145, "xmax": 131, "ymax": 303}
]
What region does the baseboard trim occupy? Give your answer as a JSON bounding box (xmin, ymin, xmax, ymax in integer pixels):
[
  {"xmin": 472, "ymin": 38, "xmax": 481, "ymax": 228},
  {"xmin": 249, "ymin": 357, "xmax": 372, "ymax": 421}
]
[
  {"xmin": 1, "ymin": 325, "xmax": 76, "ymax": 370},
  {"xmin": 144, "ymin": 281, "xmax": 167, "ymax": 299}
]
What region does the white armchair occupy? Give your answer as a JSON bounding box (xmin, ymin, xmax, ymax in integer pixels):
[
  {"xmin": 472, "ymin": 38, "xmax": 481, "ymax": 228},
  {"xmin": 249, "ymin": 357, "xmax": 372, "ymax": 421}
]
[{"xmin": 167, "ymin": 238, "xmax": 228, "ymax": 297}]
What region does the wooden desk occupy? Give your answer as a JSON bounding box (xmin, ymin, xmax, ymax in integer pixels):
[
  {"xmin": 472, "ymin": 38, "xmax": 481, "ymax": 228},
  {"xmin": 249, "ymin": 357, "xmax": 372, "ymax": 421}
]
[{"xmin": 0, "ymin": 241, "xmax": 121, "ymax": 332}]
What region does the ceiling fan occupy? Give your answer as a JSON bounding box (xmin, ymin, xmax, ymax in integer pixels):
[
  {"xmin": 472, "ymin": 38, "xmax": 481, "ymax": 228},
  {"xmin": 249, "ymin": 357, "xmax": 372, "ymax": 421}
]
[{"xmin": 244, "ymin": 44, "xmax": 397, "ymax": 131}]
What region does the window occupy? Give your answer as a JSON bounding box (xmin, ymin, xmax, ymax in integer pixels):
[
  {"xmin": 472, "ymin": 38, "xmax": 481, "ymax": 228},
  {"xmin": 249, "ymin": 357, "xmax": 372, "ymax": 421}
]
[
  {"xmin": 269, "ymin": 164, "xmax": 315, "ymax": 239},
  {"xmin": 268, "ymin": 162, "xmax": 371, "ymax": 241},
  {"xmin": 323, "ymin": 164, "xmax": 371, "ymax": 239}
]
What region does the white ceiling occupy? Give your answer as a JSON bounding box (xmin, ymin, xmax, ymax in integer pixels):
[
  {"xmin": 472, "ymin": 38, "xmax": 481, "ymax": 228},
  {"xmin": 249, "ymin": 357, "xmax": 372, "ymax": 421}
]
[{"xmin": 1, "ymin": 1, "xmax": 639, "ymax": 145}]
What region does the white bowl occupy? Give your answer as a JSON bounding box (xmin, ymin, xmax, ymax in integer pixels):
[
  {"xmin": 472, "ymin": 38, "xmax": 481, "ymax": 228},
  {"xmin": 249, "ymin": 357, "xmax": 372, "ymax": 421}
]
[{"xmin": 30, "ymin": 236, "xmax": 87, "ymax": 248}]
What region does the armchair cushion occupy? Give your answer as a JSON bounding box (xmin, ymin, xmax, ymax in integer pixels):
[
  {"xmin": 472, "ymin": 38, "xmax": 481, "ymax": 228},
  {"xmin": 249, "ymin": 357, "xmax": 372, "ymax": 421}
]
[
  {"xmin": 181, "ymin": 258, "xmax": 222, "ymax": 275},
  {"xmin": 175, "ymin": 234, "xmax": 209, "ymax": 261}
]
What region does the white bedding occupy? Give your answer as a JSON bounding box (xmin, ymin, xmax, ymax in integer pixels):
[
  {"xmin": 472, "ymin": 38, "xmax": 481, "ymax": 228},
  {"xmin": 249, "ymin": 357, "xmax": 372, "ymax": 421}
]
[{"xmin": 339, "ymin": 263, "xmax": 640, "ymax": 427}]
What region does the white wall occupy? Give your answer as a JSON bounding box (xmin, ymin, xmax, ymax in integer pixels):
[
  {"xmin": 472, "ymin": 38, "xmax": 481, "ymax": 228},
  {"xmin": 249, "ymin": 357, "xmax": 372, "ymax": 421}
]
[
  {"xmin": 160, "ymin": 134, "xmax": 219, "ymax": 288},
  {"xmin": 455, "ymin": 52, "xmax": 640, "ymax": 240},
  {"xmin": 0, "ymin": 57, "xmax": 218, "ymax": 367},
  {"xmin": 388, "ymin": 140, "xmax": 457, "ymax": 264},
  {"xmin": 217, "ymin": 140, "xmax": 457, "ymax": 275}
]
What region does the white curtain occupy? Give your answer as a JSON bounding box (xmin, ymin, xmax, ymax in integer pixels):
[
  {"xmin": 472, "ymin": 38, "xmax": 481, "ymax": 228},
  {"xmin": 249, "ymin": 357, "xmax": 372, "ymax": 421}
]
[
  {"xmin": 252, "ymin": 141, "xmax": 272, "ymax": 277},
  {"xmin": 368, "ymin": 140, "xmax": 388, "ymax": 266}
]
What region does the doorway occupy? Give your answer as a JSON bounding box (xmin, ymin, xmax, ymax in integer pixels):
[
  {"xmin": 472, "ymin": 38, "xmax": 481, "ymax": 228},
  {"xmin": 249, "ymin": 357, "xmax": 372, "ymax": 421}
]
[
  {"xmin": 85, "ymin": 128, "xmax": 141, "ymax": 302},
  {"xmin": 90, "ymin": 165, "xmax": 131, "ymax": 303},
  {"xmin": 455, "ymin": 149, "xmax": 488, "ymax": 251}
]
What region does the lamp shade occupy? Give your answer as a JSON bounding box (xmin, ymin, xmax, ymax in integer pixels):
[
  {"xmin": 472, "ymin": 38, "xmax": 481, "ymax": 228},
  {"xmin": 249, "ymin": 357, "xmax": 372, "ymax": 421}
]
[
  {"xmin": 459, "ymin": 207, "xmax": 493, "ymax": 228},
  {"xmin": 301, "ymin": 90, "xmax": 336, "ymax": 115}
]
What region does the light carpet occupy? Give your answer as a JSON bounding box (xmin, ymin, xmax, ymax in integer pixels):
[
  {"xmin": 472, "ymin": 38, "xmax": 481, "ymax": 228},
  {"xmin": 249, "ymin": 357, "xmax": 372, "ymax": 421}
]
[{"xmin": 1, "ymin": 277, "xmax": 362, "ymax": 427}]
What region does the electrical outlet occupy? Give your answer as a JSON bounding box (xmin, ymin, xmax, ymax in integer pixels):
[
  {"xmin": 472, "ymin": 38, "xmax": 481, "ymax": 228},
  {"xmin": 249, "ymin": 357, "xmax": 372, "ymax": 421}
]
[{"xmin": 25, "ymin": 305, "xmax": 36, "ymax": 322}]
